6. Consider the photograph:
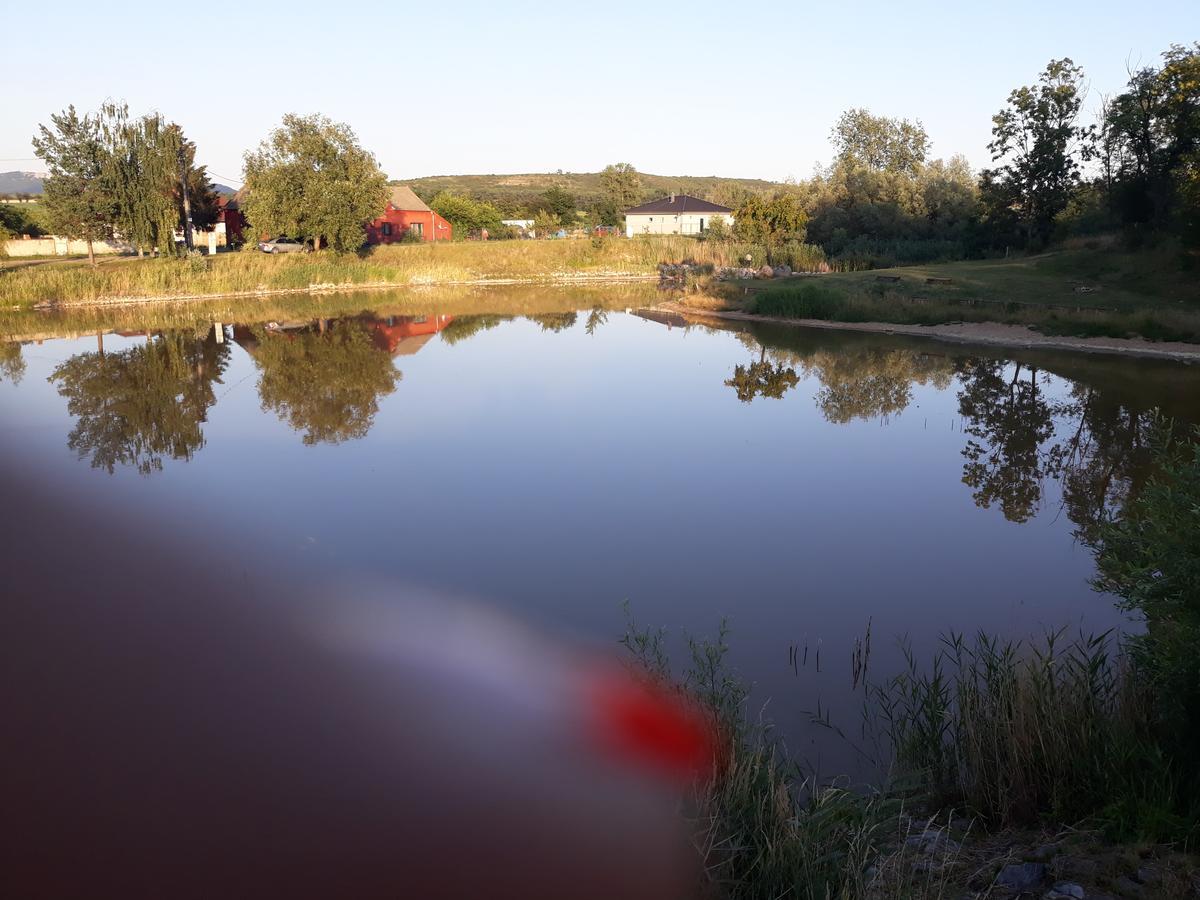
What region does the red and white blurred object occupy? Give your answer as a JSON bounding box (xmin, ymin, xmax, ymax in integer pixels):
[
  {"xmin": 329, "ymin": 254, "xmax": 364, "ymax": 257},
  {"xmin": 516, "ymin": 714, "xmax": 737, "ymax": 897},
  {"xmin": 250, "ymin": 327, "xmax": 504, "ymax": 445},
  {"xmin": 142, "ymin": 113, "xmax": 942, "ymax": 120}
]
[{"xmin": 1, "ymin": 475, "xmax": 716, "ymax": 899}]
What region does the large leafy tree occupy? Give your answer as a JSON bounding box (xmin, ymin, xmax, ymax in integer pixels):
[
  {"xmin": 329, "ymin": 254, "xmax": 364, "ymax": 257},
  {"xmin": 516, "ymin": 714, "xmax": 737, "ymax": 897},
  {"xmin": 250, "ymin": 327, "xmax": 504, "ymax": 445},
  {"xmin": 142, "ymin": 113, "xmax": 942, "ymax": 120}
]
[
  {"xmin": 600, "ymin": 162, "xmax": 642, "ymax": 214},
  {"xmin": 982, "ymin": 59, "xmax": 1092, "ymax": 248},
  {"xmin": 831, "ymin": 108, "xmax": 929, "ymax": 177},
  {"xmin": 101, "ymin": 104, "xmax": 190, "ymax": 257},
  {"xmin": 1101, "ymin": 43, "xmax": 1200, "ymax": 244},
  {"xmin": 733, "ymin": 194, "xmax": 807, "ymax": 252},
  {"xmin": 429, "ymin": 192, "xmax": 504, "ymax": 237},
  {"xmin": 31, "ymin": 106, "xmax": 115, "ymax": 266},
  {"xmin": 539, "ymin": 186, "xmax": 576, "ymax": 221},
  {"xmin": 242, "ymin": 114, "xmax": 388, "ymax": 251}
]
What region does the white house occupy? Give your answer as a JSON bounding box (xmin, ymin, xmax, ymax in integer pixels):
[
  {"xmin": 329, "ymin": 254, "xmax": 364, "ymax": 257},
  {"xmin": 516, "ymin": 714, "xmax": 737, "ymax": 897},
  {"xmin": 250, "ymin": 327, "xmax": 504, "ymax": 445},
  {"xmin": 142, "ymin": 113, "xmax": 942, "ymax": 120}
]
[{"xmin": 624, "ymin": 194, "xmax": 734, "ymax": 237}]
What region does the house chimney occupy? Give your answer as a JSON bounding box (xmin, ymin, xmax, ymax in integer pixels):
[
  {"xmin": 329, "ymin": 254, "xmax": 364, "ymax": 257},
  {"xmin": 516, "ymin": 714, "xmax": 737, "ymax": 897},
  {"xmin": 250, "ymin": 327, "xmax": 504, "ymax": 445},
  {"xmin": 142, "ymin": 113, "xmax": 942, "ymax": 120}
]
[{"xmin": 669, "ymin": 191, "xmax": 675, "ymax": 203}]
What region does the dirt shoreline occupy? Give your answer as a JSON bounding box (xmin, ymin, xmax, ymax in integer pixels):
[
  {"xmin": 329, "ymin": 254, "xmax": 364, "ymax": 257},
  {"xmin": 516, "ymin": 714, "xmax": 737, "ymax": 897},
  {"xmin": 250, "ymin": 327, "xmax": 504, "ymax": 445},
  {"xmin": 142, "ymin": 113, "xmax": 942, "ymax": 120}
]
[
  {"xmin": 18, "ymin": 272, "xmax": 660, "ymax": 311},
  {"xmin": 658, "ymin": 301, "xmax": 1200, "ymax": 362}
]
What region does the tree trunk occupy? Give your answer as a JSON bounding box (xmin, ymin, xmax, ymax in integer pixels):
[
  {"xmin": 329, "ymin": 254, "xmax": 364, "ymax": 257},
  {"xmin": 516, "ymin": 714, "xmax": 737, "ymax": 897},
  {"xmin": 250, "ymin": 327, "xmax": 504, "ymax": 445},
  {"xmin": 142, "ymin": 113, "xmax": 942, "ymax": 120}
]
[{"xmin": 87, "ymin": 239, "xmax": 96, "ymax": 268}]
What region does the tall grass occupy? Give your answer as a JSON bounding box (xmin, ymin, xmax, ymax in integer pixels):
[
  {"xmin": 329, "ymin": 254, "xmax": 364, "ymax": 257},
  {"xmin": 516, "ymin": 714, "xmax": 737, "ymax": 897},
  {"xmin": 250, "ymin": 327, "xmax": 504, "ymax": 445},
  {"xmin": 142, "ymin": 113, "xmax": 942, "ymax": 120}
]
[
  {"xmin": 621, "ymin": 613, "xmax": 899, "ymax": 900},
  {"xmin": 868, "ymin": 630, "xmax": 1191, "ymax": 840},
  {"xmin": 0, "ymin": 236, "xmax": 759, "ymax": 308},
  {"xmin": 621, "ymin": 613, "xmax": 1198, "ymax": 899}
]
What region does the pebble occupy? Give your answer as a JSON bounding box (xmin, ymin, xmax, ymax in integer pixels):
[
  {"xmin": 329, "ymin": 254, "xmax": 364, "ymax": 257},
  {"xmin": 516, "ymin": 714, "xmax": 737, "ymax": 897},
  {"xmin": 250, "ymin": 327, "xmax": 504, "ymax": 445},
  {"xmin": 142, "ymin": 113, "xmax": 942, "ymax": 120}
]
[
  {"xmin": 1045, "ymin": 882, "xmax": 1084, "ymax": 899},
  {"xmin": 996, "ymin": 862, "xmax": 1048, "ymax": 891}
]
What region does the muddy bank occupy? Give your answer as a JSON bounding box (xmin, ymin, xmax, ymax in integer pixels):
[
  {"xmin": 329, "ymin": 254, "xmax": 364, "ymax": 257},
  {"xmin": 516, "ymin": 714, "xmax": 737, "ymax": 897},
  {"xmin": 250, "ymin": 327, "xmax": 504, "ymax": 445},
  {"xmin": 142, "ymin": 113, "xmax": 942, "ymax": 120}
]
[{"xmin": 657, "ymin": 301, "xmax": 1200, "ymax": 362}]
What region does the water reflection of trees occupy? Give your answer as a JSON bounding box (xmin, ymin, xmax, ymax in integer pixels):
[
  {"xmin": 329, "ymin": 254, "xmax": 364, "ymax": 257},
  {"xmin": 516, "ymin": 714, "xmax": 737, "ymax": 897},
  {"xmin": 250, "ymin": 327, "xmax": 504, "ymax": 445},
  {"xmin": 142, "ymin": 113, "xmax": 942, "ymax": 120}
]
[
  {"xmin": 439, "ymin": 315, "xmax": 513, "ymax": 346},
  {"xmin": 50, "ymin": 329, "xmax": 229, "ymax": 475},
  {"xmin": 956, "ymin": 360, "xmax": 1056, "ymax": 523},
  {"xmin": 526, "ymin": 312, "xmax": 577, "ymax": 333},
  {"xmin": 740, "ymin": 333, "xmax": 954, "ymax": 422},
  {"xmin": 727, "ymin": 327, "xmax": 1174, "ymax": 535},
  {"xmin": 247, "ymin": 320, "xmax": 402, "ymax": 445},
  {"xmin": 1, "ymin": 341, "xmax": 26, "ymax": 384}
]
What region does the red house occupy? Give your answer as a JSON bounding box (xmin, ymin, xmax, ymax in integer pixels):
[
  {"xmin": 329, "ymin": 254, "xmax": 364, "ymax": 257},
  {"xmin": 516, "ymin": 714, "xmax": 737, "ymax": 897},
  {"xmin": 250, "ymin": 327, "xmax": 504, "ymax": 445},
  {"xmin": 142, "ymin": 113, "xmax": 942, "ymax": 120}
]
[
  {"xmin": 216, "ymin": 194, "xmax": 246, "ymax": 244},
  {"xmin": 366, "ymin": 186, "xmax": 452, "ymax": 244}
]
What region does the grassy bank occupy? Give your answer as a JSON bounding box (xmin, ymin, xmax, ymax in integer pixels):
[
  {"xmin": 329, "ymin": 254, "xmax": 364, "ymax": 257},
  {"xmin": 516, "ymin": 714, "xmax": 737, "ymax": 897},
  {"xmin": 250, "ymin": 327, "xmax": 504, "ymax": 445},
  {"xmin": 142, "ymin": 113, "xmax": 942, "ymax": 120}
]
[
  {"xmin": 0, "ymin": 236, "xmax": 755, "ymax": 308},
  {"xmin": 697, "ymin": 249, "xmax": 1200, "ymax": 343}
]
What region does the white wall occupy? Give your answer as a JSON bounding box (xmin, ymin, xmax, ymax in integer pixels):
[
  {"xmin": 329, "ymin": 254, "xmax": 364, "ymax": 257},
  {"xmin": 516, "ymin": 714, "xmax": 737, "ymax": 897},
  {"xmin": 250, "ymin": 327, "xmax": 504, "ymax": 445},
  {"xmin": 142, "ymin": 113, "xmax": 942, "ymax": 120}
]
[
  {"xmin": 624, "ymin": 212, "xmax": 734, "ymax": 238},
  {"xmin": 1, "ymin": 236, "xmax": 132, "ymax": 257}
]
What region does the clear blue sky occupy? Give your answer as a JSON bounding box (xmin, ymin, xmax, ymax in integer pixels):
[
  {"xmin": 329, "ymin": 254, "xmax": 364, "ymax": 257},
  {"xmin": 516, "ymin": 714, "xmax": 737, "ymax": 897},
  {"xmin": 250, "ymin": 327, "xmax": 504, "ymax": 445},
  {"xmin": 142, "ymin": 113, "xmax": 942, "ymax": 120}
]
[{"xmin": 3, "ymin": 0, "xmax": 1196, "ymax": 185}]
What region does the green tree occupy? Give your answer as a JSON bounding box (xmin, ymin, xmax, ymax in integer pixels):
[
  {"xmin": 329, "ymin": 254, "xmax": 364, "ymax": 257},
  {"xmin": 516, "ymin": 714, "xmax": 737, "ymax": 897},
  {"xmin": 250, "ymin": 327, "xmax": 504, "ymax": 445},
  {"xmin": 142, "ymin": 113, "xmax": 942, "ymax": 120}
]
[
  {"xmin": 429, "ymin": 192, "xmax": 504, "ymax": 237},
  {"xmin": 1101, "ymin": 43, "xmax": 1200, "ymax": 244},
  {"xmin": 242, "ymin": 114, "xmax": 388, "ymax": 251},
  {"xmin": 600, "ymin": 162, "xmax": 642, "ymax": 213},
  {"xmin": 31, "ymin": 106, "xmax": 114, "ymax": 266},
  {"xmin": 831, "ymin": 108, "xmax": 929, "ymax": 177},
  {"xmin": 733, "ymin": 194, "xmax": 807, "ymax": 253},
  {"xmin": 540, "ymin": 186, "xmax": 575, "ymax": 221},
  {"xmin": 532, "ymin": 207, "xmax": 561, "ymax": 237},
  {"xmin": 100, "ymin": 104, "xmax": 190, "ymax": 257},
  {"xmin": 251, "ymin": 320, "xmax": 401, "ymax": 444},
  {"xmin": 982, "ymin": 59, "xmax": 1092, "ymax": 248},
  {"xmin": 50, "ymin": 330, "xmax": 230, "ymax": 475}
]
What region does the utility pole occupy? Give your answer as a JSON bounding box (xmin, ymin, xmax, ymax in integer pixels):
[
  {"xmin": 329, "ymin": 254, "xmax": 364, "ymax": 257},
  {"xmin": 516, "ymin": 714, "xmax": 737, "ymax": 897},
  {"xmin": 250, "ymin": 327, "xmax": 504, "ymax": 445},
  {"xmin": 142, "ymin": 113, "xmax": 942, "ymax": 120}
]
[{"xmin": 177, "ymin": 132, "xmax": 194, "ymax": 251}]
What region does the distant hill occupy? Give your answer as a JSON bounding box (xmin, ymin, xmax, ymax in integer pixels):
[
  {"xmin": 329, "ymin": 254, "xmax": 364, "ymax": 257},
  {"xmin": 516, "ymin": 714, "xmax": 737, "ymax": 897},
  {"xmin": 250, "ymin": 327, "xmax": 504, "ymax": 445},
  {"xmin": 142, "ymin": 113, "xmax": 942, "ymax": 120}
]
[
  {"xmin": 396, "ymin": 171, "xmax": 783, "ymax": 213},
  {"xmin": 0, "ymin": 172, "xmax": 239, "ymax": 198},
  {"xmin": 0, "ymin": 171, "xmax": 46, "ymax": 195}
]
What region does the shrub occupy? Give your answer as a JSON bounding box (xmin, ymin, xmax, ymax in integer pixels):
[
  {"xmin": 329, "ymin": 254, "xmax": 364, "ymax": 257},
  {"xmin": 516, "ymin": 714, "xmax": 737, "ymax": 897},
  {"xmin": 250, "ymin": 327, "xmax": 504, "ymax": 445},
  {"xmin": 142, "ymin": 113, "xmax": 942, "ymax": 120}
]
[
  {"xmin": 769, "ymin": 241, "xmax": 828, "ymax": 272},
  {"xmin": 1093, "ymin": 423, "xmax": 1200, "ymax": 776}
]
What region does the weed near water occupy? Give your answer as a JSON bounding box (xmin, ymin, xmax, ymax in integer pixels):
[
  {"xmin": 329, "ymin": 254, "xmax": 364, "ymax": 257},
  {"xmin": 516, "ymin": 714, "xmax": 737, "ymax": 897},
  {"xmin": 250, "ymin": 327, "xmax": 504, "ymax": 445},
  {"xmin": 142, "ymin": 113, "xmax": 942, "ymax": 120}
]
[{"xmin": 620, "ymin": 610, "xmax": 1198, "ymax": 900}]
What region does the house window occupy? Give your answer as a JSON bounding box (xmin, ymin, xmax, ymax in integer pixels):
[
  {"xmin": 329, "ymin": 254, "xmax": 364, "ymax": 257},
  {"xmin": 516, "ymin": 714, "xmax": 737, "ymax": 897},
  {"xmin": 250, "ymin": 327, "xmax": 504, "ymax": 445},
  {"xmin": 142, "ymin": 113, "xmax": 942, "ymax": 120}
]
[
  {"xmin": 410, "ymin": 222, "xmax": 423, "ymax": 237},
  {"xmin": 382, "ymin": 223, "xmax": 393, "ymax": 236}
]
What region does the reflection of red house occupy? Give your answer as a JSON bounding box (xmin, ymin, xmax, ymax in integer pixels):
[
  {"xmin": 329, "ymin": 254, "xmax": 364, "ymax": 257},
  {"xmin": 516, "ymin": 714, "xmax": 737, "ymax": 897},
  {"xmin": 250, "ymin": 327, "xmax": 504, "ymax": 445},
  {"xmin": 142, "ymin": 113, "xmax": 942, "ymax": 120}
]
[
  {"xmin": 365, "ymin": 186, "xmax": 452, "ymax": 245},
  {"xmin": 231, "ymin": 314, "xmax": 453, "ymax": 358},
  {"xmin": 367, "ymin": 314, "xmax": 454, "ymax": 355},
  {"xmin": 217, "ymin": 195, "xmax": 246, "ymax": 243}
]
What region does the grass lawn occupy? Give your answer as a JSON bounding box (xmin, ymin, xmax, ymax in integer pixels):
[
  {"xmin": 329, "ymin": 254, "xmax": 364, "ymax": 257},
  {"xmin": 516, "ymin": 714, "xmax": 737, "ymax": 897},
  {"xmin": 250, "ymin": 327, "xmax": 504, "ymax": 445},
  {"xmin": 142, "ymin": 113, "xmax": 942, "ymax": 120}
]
[{"xmin": 704, "ymin": 248, "xmax": 1200, "ymax": 343}]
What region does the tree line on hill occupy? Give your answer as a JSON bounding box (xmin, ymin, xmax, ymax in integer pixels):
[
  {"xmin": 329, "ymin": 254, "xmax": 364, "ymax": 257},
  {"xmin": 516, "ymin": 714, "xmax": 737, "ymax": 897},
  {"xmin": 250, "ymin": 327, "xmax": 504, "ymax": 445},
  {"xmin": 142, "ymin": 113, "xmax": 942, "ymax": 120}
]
[{"xmin": 20, "ymin": 41, "xmax": 1195, "ymax": 263}]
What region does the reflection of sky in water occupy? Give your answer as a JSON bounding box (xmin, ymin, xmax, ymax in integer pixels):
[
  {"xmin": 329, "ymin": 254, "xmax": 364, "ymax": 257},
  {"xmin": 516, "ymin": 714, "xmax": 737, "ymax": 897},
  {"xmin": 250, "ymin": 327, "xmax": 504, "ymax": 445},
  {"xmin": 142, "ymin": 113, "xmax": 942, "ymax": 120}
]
[{"xmin": 3, "ymin": 310, "xmax": 1198, "ymax": 770}]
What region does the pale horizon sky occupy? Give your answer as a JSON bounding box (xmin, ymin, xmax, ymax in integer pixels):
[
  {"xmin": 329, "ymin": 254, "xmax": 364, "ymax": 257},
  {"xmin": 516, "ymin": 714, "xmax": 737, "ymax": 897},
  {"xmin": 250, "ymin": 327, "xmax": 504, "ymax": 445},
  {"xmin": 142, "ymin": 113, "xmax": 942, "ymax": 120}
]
[{"xmin": 3, "ymin": 1, "xmax": 1196, "ymax": 187}]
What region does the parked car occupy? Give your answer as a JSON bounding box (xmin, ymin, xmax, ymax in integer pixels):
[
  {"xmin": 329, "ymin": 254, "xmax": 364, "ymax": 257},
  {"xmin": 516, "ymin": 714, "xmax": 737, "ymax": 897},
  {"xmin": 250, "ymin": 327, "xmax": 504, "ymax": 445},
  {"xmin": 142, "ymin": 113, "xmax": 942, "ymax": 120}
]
[
  {"xmin": 258, "ymin": 237, "xmax": 311, "ymax": 254},
  {"xmin": 593, "ymin": 225, "xmax": 619, "ymax": 236}
]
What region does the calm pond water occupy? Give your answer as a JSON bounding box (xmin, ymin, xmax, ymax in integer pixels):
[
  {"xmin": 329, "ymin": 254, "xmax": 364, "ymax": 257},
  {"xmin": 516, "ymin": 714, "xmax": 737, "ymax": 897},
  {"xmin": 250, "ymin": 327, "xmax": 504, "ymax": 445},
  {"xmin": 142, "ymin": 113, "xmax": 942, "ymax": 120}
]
[{"xmin": 3, "ymin": 295, "xmax": 1199, "ymax": 769}]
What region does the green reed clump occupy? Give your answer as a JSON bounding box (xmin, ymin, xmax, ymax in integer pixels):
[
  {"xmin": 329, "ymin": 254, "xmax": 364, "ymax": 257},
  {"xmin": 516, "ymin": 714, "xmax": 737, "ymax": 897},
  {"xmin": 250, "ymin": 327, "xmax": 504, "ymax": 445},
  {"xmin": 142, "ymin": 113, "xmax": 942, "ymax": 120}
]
[
  {"xmin": 868, "ymin": 629, "xmax": 1192, "ymax": 841},
  {"xmin": 753, "ymin": 282, "xmax": 850, "ymax": 320},
  {"xmin": 621, "ymin": 610, "xmax": 897, "ymax": 900}
]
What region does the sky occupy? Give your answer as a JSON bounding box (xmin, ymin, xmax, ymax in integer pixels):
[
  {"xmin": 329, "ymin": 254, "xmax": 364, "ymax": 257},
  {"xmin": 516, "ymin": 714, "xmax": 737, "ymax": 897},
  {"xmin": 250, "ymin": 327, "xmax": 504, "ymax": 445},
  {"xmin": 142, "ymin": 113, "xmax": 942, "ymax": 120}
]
[{"xmin": 3, "ymin": 0, "xmax": 1196, "ymax": 186}]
